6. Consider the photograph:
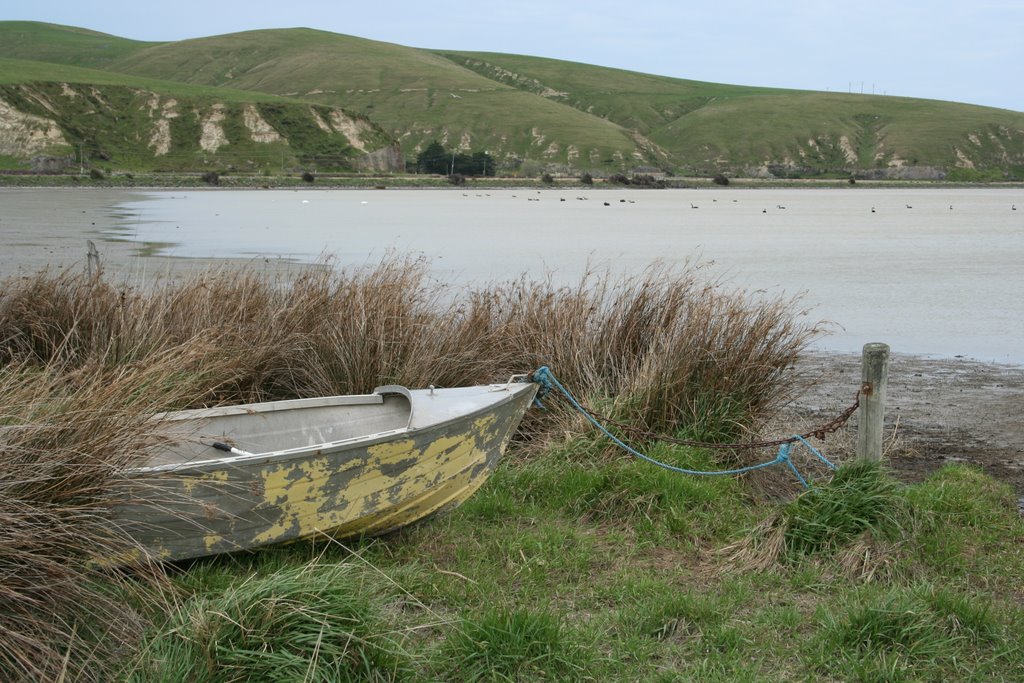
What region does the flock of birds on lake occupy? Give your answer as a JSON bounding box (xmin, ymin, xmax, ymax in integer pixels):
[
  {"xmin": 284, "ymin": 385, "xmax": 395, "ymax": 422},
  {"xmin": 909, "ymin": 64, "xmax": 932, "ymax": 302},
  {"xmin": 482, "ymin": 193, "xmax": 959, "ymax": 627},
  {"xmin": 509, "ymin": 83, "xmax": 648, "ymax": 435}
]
[{"xmin": 459, "ymin": 192, "xmax": 1019, "ymax": 213}]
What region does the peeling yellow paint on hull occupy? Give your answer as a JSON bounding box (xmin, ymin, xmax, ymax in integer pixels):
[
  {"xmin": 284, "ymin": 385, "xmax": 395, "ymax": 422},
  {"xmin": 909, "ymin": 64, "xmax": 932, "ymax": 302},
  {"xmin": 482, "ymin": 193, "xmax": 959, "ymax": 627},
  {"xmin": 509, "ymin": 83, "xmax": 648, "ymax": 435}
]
[{"xmin": 109, "ymin": 382, "xmax": 537, "ymax": 562}]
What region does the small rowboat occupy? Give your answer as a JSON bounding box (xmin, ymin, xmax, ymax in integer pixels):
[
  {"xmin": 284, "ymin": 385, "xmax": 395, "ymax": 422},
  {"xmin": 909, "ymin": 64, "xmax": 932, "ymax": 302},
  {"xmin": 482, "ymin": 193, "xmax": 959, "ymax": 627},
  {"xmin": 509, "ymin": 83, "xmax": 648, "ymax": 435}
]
[{"xmin": 109, "ymin": 378, "xmax": 538, "ymax": 562}]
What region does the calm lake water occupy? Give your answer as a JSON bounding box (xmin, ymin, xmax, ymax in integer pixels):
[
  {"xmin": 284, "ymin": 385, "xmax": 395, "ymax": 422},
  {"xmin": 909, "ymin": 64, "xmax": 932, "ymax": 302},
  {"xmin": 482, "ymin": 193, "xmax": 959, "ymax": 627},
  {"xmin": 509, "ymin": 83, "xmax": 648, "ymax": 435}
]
[{"xmin": 7, "ymin": 187, "xmax": 1024, "ymax": 363}]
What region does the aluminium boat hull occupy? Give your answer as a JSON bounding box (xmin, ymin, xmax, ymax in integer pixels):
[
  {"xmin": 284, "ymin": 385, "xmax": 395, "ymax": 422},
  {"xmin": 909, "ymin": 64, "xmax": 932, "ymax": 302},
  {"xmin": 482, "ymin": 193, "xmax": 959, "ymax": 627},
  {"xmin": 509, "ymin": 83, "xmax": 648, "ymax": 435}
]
[{"xmin": 109, "ymin": 380, "xmax": 537, "ymax": 561}]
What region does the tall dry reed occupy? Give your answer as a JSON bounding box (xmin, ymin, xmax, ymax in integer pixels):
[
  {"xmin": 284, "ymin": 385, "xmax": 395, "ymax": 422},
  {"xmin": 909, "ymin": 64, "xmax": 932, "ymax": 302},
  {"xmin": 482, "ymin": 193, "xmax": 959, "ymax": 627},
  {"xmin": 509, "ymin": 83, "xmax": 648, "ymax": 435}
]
[
  {"xmin": 474, "ymin": 261, "xmax": 818, "ymax": 442},
  {"xmin": 0, "ymin": 256, "xmax": 821, "ymax": 435},
  {"xmin": 0, "ymin": 342, "xmax": 239, "ymax": 682}
]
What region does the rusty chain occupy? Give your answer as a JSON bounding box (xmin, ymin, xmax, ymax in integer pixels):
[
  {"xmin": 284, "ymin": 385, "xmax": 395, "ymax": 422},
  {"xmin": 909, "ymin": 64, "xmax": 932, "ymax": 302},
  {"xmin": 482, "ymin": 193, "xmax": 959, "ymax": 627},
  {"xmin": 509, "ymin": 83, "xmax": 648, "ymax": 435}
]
[{"xmin": 551, "ymin": 390, "xmax": 861, "ymax": 450}]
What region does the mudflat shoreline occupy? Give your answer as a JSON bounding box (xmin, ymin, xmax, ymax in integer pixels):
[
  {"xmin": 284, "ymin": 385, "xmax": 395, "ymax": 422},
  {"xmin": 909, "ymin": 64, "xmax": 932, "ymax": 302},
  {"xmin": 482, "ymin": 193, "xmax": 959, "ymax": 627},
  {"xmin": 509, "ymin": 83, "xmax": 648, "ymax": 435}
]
[
  {"xmin": 0, "ymin": 187, "xmax": 316, "ymax": 283},
  {"xmin": 786, "ymin": 352, "xmax": 1024, "ymax": 498}
]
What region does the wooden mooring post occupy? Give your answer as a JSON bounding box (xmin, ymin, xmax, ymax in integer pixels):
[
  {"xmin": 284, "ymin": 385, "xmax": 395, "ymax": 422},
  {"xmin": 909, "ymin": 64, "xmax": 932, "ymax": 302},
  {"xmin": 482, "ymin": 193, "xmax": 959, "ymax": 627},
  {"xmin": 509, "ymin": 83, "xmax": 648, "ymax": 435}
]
[
  {"xmin": 856, "ymin": 342, "xmax": 890, "ymax": 461},
  {"xmin": 86, "ymin": 240, "xmax": 101, "ymax": 278}
]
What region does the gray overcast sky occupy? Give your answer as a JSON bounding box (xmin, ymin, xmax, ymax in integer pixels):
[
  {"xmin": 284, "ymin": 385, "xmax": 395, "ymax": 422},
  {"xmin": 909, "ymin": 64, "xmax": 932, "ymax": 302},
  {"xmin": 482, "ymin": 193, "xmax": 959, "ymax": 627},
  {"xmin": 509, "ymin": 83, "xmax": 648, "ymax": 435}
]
[{"xmin": 6, "ymin": 1, "xmax": 1023, "ymax": 112}]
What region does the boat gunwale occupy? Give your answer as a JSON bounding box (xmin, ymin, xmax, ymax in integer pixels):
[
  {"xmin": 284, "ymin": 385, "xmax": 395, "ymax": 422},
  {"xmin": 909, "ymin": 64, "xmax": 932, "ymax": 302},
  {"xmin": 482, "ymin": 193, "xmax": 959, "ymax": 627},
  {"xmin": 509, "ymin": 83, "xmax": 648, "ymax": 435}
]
[
  {"xmin": 152, "ymin": 392, "xmax": 387, "ymax": 422},
  {"xmin": 127, "ymin": 382, "xmax": 536, "ymax": 476}
]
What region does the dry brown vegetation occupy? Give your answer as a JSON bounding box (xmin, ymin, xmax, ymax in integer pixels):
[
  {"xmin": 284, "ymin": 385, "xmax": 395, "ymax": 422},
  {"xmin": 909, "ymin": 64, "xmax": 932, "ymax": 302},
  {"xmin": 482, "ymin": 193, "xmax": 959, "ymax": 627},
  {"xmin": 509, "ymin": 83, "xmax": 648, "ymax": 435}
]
[
  {"xmin": 0, "ymin": 358, "xmax": 201, "ymax": 681},
  {"xmin": 0, "ymin": 255, "xmax": 820, "ymax": 680}
]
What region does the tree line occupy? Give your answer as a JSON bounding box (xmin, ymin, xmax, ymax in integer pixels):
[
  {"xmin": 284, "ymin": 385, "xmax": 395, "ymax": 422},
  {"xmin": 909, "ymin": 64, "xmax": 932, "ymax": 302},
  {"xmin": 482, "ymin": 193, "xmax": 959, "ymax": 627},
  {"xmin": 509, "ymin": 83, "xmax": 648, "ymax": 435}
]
[{"xmin": 415, "ymin": 141, "xmax": 496, "ymax": 176}]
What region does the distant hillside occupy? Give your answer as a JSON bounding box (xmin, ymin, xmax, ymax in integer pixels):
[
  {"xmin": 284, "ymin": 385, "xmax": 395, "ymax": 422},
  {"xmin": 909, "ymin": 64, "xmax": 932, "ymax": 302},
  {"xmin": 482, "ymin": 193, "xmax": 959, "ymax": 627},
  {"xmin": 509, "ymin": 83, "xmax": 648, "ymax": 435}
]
[
  {"xmin": 441, "ymin": 51, "xmax": 1024, "ymax": 179},
  {"xmin": 1, "ymin": 21, "xmax": 1023, "ymax": 178},
  {"xmin": 0, "ymin": 58, "xmax": 401, "ymax": 173},
  {"xmin": 97, "ymin": 28, "xmax": 655, "ymax": 171},
  {"xmin": 0, "ymin": 21, "xmax": 154, "ymax": 67}
]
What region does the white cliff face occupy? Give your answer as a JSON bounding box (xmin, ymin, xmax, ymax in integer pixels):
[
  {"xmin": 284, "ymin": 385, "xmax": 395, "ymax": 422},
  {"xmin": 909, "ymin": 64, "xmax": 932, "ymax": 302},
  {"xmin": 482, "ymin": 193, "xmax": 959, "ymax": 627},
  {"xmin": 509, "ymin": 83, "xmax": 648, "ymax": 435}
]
[
  {"xmin": 199, "ymin": 103, "xmax": 229, "ymax": 152},
  {"xmin": 0, "ymin": 84, "xmax": 403, "ymax": 172},
  {"xmin": 0, "ymin": 96, "xmax": 69, "ymax": 157},
  {"xmin": 243, "ymin": 105, "xmax": 281, "ymax": 143},
  {"xmin": 147, "ymin": 98, "xmax": 179, "ymax": 156},
  {"xmin": 327, "ymin": 110, "xmax": 372, "ymax": 152},
  {"xmin": 354, "ymin": 143, "xmax": 403, "ymax": 172}
]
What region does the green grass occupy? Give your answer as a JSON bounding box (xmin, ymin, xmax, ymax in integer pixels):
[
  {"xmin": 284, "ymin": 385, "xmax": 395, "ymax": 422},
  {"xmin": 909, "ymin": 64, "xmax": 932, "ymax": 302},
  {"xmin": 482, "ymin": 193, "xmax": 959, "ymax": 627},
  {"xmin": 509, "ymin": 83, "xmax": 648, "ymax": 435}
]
[
  {"xmin": 102, "ymin": 28, "xmax": 646, "ymax": 171},
  {"xmin": 0, "ymin": 21, "xmax": 154, "ymax": 68},
  {"xmin": 126, "ymin": 558, "xmax": 417, "ymax": 682},
  {"xmin": 118, "ymin": 461, "xmax": 1024, "ymax": 682},
  {"xmin": 810, "ymin": 583, "xmax": 1018, "ymax": 681},
  {"xmin": 0, "ymin": 57, "xmax": 288, "ymax": 101},
  {"xmin": 439, "ymin": 49, "xmax": 778, "ymax": 134},
  {"xmin": 440, "ymin": 607, "xmax": 587, "ymax": 681},
  {"xmin": 0, "ymin": 154, "xmax": 24, "ymax": 170},
  {"xmin": 781, "ymin": 460, "xmax": 910, "ymax": 558}
]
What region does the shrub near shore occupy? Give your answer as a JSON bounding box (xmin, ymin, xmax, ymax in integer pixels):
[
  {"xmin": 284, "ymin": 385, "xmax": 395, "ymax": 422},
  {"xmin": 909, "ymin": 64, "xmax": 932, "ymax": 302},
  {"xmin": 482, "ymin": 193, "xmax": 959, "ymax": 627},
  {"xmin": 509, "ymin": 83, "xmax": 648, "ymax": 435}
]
[{"xmin": 1, "ymin": 258, "xmax": 1021, "ymax": 681}]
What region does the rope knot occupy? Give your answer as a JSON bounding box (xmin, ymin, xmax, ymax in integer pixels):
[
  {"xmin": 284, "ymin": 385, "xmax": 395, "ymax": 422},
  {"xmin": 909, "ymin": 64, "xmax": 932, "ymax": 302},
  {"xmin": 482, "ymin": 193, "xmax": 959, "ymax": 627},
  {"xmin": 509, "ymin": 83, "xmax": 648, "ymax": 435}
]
[{"xmin": 529, "ymin": 366, "xmax": 555, "ymax": 407}]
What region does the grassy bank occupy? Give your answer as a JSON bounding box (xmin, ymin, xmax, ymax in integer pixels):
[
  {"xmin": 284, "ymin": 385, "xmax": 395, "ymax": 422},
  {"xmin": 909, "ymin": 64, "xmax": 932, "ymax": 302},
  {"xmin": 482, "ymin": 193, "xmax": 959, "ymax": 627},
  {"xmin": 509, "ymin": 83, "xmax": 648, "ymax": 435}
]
[
  {"xmin": 126, "ymin": 460, "xmax": 1024, "ymax": 682},
  {"xmin": 1, "ymin": 259, "xmax": 1020, "ymax": 681}
]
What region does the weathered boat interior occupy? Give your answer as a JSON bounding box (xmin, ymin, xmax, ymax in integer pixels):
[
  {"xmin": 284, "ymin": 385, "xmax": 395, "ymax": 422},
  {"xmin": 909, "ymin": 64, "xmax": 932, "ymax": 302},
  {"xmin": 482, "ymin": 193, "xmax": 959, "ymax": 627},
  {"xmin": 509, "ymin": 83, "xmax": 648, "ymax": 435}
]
[{"xmin": 146, "ymin": 391, "xmax": 412, "ymax": 468}]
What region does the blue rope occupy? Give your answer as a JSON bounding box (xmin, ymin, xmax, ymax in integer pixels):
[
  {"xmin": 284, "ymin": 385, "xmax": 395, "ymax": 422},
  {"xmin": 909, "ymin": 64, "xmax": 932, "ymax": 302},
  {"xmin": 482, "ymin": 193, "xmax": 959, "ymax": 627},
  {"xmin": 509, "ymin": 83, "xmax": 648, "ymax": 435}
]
[
  {"xmin": 530, "ymin": 367, "xmax": 554, "ymax": 408},
  {"xmin": 531, "ymin": 366, "xmax": 831, "ymax": 489},
  {"xmin": 778, "ymin": 443, "xmax": 810, "ymax": 489},
  {"xmin": 791, "ymin": 434, "xmax": 837, "ymax": 471}
]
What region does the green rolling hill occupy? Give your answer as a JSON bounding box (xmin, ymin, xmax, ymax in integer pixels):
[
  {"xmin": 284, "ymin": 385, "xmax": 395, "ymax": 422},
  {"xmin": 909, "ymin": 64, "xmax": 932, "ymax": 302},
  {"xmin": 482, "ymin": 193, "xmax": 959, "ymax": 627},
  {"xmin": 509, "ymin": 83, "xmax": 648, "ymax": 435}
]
[
  {"xmin": 440, "ymin": 50, "xmax": 1024, "ymax": 178},
  {"xmin": 97, "ymin": 28, "xmax": 654, "ymax": 170},
  {"xmin": 0, "ymin": 21, "xmax": 155, "ymax": 67},
  {"xmin": 1, "ymin": 20, "xmax": 1022, "ymax": 178}
]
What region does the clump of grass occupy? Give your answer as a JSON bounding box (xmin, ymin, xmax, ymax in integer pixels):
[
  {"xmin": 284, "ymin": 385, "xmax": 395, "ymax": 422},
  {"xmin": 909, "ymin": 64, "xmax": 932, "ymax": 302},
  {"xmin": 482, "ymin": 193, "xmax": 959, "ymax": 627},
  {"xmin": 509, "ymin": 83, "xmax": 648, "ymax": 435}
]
[
  {"xmin": 726, "ymin": 460, "xmax": 910, "ymax": 574},
  {"xmin": 439, "ymin": 607, "xmax": 586, "ymax": 682},
  {"xmin": 128, "ymin": 559, "xmax": 415, "ymax": 682},
  {"xmin": 782, "ymin": 460, "xmax": 909, "ymax": 557},
  {"xmin": 917, "ymin": 584, "xmax": 999, "ymax": 645},
  {"xmin": 903, "ymin": 463, "xmax": 1023, "ymax": 580},
  {"xmin": 628, "ymin": 590, "xmax": 725, "ymax": 642},
  {"xmin": 280, "ymin": 256, "xmax": 499, "ymax": 395},
  {"xmin": 811, "ymin": 584, "xmax": 1017, "ymax": 681},
  {"xmin": 480, "ymin": 445, "xmax": 747, "ymax": 545},
  {"xmin": 0, "ymin": 270, "xmax": 135, "ymax": 366},
  {"xmin": 816, "ymin": 591, "xmax": 951, "ymax": 679},
  {"xmin": 480, "ymin": 262, "xmax": 817, "ymax": 443},
  {"xmin": 905, "ymin": 462, "xmax": 1018, "ymax": 530}
]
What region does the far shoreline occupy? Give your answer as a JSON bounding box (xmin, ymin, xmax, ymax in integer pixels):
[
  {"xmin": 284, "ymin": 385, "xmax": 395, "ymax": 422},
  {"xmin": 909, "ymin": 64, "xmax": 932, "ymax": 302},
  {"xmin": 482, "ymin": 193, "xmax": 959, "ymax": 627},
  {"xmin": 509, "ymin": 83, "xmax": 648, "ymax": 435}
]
[{"xmin": 3, "ymin": 173, "xmax": 1024, "ymax": 192}]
